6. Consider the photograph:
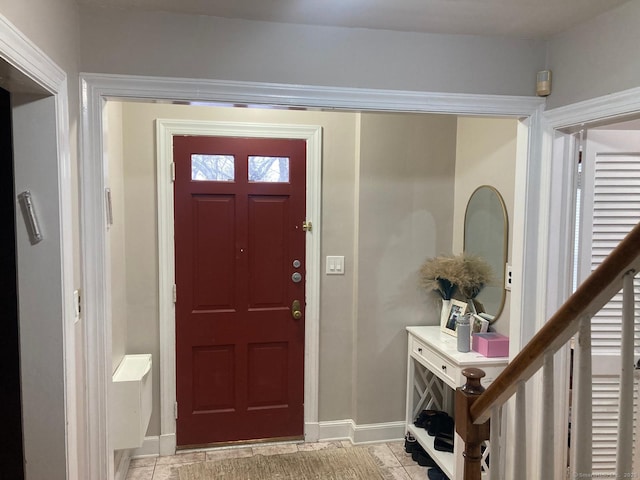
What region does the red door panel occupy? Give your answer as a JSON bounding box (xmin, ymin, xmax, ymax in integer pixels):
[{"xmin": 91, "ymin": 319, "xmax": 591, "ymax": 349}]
[{"xmin": 174, "ymin": 135, "xmax": 306, "ymax": 446}]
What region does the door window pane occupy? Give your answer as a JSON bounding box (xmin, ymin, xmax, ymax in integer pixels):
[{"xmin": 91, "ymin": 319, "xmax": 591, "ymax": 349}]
[
  {"xmin": 248, "ymin": 156, "xmax": 289, "ymax": 183},
  {"xmin": 191, "ymin": 155, "xmax": 235, "ymax": 181}
]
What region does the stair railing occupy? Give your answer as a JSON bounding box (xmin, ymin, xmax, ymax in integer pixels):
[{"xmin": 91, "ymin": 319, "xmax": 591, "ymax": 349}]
[{"xmin": 456, "ymin": 221, "xmax": 640, "ymax": 480}]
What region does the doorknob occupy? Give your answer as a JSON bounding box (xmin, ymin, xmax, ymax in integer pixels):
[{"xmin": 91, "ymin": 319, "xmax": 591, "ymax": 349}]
[{"xmin": 291, "ymin": 300, "xmax": 302, "ymax": 320}]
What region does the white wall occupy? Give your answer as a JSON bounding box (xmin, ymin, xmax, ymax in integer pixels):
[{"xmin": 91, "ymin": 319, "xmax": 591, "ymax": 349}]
[
  {"xmin": 78, "ymin": 5, "xmax": 546, "ymax": 97},
  {"xmin": 546, "ymin": 0, "xmax": 640, "ymax": 108}
]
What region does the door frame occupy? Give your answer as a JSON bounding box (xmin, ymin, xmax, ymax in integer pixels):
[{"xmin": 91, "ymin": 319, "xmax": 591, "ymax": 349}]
[
  {"xmin": 536, "ymin": 85, "xmax": 640, "ymax": 479},
  {"xmin": 80, "ymin": 72, "xmax": 544, "ymax": 477},
  {"xmin": 0, "ymin": 15, "xmax": 76, "ymax": 480},
  {"xmin": 156, "ymin": 119, "xmax": 322, "ymax": 453}
]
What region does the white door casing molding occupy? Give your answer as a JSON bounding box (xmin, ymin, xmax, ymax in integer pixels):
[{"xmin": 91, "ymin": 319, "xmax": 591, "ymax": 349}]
[
  {"xmin": 80, "ymin": 72, "xmax": 544, "ymax": 474},
  {"xmin": 155, "ymin": 119, "xmax": 323, "ymax": 452},
  {"xmin": 0, "ymin": 12, "xmax": 76, "ymax": 480}
]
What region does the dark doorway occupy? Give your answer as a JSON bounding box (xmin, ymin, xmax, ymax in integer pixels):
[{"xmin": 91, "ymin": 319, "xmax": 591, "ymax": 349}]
[{"xmin": 0, "ymin": 87, "xmax": 25, "ymax": 479}]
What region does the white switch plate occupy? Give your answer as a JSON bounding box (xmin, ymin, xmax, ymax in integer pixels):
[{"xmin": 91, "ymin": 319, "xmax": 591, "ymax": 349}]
[{"xmin": 326, "ymin": 256, "xmax": 345, "ymax": 275}]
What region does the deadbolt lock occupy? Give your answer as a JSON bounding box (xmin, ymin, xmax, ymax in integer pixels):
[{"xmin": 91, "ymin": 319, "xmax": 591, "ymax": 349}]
[{"xmin": 291, "ymin": 299, "xmax": 302, "ymax": 320}]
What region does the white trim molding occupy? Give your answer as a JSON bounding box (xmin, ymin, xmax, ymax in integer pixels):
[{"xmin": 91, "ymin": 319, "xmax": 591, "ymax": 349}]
[
  {"xmin": 545, "ymin": 85, "xmax": 640, "ymax": 129},
  {"xmin": 156, "ymin": 119, "xmax": 323, "ymax": 450},
  {"xmin": 538, "ymin": 85, "xmax": 640, "ymax": 480},
  {"xmin": 80, "ymin": 73, "xmax": 544, "ymax": 478}
]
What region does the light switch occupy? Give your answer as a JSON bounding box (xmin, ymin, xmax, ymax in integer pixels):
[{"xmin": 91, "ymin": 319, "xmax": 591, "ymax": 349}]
[{"xmin": 326, "ymin": 256, "xmax": 345, "ymax": 275}]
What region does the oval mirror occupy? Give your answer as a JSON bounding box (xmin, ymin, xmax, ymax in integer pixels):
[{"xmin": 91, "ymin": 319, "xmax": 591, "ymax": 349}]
[{"xmin": 464, "ymin": 186, "xmax": 508, "ymax": 322}]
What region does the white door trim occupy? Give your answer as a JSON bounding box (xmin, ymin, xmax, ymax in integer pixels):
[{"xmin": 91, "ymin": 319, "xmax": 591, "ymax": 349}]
[
  {"xmin": 538, "ymin": 85, "xmax": 640, "ymax": 480},
  {"xmin": 80, "ymin": 72, "xmax": 544, "ymax": 476},
  {"xmin": 0, "ymin": 13, "xmax": 76, "ymax": 480},
  {"xmin": 156, "ymin": 119, "xmax": 322, "ymax": 452}
]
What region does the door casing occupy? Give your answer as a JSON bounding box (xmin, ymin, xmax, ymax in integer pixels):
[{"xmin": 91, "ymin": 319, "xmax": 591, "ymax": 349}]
[
  {"xmin": 82, "ymin": 73, "xmax": 546, "ymax": 476},
  {"xmin": 0, "ymin": 16, "xmax": 76, "ymax": 480},
  {"xmin": 538, "ymin": 86, "xmax": 640, "ymax": 479}
]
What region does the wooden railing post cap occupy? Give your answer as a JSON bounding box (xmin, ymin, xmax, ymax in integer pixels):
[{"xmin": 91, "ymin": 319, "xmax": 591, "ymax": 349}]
[
  {"xmin": 462, "ymin": 367, "xmax": 486, "ymax": 379},
  {"xmin": 461, "ymin": 367, "xmax": 486, "ymax": 395}
]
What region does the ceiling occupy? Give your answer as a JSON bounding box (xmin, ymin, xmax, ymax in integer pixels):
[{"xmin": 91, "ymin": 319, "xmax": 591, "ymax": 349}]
[{"xmin": 77, "ymin": 0, "xmax": 630, "ymax": 38}]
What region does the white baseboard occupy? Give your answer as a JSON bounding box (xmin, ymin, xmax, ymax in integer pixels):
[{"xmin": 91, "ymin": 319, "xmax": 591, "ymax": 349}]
[
  {"xmin": 351, "ymin": 421, "xmax": 406, "ymax": 444},
  {"xmin": 131, "ymin": 436, "xmax": 160, "ymax": 457},
  {"xmin": 131, "ymin": 420, "xmax": 405, "ymax": 458},
  {"xmin": 316, "ymin": 419, "xmax": 405, "ymax": 445},
  {"xmin": 159, "ymin": 433, "xmax": 177, "ymax": 456},
  {"xmin": 316, "ymin": 419, "xmax": 354, "ymax": 441}
]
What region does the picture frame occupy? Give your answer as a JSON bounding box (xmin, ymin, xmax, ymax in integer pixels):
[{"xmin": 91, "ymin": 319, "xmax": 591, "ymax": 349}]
[{"xmin": 441, "ymin": 299, "xmax": 468, "ymax": 337}]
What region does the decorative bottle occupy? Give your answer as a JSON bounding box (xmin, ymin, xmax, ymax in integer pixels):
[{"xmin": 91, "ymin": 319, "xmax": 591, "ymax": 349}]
[{"xmin": 457, "ymin": 314, "xmax": 471, "ymax": 353}]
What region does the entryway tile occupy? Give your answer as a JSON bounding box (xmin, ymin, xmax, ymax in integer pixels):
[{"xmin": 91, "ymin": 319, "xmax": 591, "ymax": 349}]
[
  {"xmin": 251, "ymin": 443, "xmax": 299, "ymax": 456},
  {"xmin": 368, "ymin": 443, "xmax": 403, "ymax": 468},
  {"xmin": 205, "ymin": 446, "xmax": 254, "ymax": 462},
  {"xmin": 296, "ymin": 440, "xmax": 343, "ymax": 452},
  {"xmin": 125, "ymin": 465, "xmax": 154, "ymax": 480},
  {"xmin": 151, "ymin": 463, "xmax": 182, "ymax": 480},
  {"xmin": 155, "ymin": 451, "xmax": 205, "ymax": 465},
  {"xmin": 129, "ymin": 457, "xmax": 157, "ymax": 468}
]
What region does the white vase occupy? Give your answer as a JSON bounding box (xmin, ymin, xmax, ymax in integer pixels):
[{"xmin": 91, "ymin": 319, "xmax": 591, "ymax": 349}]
[{"xmin": 440, "ymin": 299, "xmax": 451, "ymax": 327}]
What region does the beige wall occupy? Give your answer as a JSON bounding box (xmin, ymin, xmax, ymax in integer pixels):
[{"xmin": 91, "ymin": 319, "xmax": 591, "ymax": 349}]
[
  {"xmin": 453, "ymin": 116, "xmax": 518, "ymax": 336},
  {"xmin": 118, "ymin": 102, "xmax": 360, "ymax": 433},
  {"xmin": 115, "ymin": 103, "xmax": 460, "ymax": 433},
  {"xmin": 355, "ymin": 112, "xmax": 457, "ymax": 424},
  {"xmin": 107, "ymin": 101, "xmax": 128, "ymax": 373}
]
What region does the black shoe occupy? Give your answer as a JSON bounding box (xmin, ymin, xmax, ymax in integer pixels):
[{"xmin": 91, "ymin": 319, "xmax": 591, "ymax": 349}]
[
  {"xmin": 427, "ymin": 414, "xmax": 454, "ymax": 438},
  {"xmin": 414, "ymin": 409, "xmax": 442, "ymax": 428},
  {"xmin": 433, "ymin": 435, "xmax": 454, "ymax": 453},
  {"xmin": 411, "ymin": 449, "xmax": 437, "ymax": 467},
  {"xmin": 427, "ymin": 467, "xmax": 450, "ymax": 480},
  {"xmin": 404, "ymin": 432, "xmax": 418, "ymax": 454}
]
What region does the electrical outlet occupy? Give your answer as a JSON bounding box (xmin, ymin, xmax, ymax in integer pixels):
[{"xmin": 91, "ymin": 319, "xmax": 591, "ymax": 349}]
[{"xmin": 505, "ymin": 264, "xmax": 513, "ymax": 291}]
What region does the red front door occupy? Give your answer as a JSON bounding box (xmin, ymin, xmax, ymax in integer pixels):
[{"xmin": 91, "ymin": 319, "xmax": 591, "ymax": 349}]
[{"xmin": 173, "ymin": 135, "xmax": 306, "ymax": 446}]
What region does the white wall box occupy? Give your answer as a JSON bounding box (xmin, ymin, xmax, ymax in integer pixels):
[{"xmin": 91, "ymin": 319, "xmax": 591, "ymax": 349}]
[{"xmin": 111, "ymin": 354, "xmax": 153, "ymax": 450}]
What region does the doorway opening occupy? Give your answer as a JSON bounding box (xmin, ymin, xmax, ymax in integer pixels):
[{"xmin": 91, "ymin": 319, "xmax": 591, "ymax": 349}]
[
  {"xmin": 564, "ymin": 117, "xmax": 640, "ymax": 477},
  {"xmin": 101, "ymin": 97, "xmax": 530, "ymax": 459}
]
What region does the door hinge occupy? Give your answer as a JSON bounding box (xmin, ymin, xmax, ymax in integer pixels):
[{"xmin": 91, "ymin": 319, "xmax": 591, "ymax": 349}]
[
  {"xmin": 170, "ymin": 162, "xmax": 176, "ymax": 182},
  {"xmin": 174, "ymin": 401, "xmax": 178, "ymax": 420},
  {"xmin": 172, "ymin": 284, "xmax": 177, "ymax": 303},
  {"xmin": 302, "ymin": 220, "xmax": 312, "ymax": 232}
]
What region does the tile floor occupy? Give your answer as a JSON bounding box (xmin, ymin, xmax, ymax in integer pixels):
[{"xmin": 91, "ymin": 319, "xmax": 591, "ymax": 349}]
[{"xmin": 125, "ymin": 440, "xmax": 432, "ymax": 480}]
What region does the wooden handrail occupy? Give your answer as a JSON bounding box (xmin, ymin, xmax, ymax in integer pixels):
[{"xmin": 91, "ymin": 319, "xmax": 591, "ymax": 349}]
[{"xmin": 469, "ymin": 221, "xmax": 640, "ymax": 424}]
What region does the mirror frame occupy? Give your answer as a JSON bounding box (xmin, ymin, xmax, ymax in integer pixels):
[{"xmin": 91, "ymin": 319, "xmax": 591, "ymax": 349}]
[{"xmin": 463, "ymin": 185, "xmax": 508, "ymax": 322}]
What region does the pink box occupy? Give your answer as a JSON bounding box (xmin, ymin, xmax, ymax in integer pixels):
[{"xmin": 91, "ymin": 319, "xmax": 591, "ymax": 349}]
[{"xmin": 472, "ymin": 333, "xmax": 509, "ymax": 357}]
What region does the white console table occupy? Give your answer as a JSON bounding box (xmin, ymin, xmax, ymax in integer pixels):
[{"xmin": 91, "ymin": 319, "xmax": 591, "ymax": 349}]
[{"xmin": 405, "ymin": 326, "xmax": 508, "ymax": 479}]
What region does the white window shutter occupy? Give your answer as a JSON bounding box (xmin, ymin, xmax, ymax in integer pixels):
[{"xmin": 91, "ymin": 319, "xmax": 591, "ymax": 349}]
[{"xmin": 581, "ymin": 130, "xmax": 640, "ymax": 476}]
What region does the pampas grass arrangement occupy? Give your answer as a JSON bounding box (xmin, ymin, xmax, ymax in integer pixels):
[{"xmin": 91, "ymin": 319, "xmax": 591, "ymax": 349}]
[{"xmin": 419, "ymin": 253, "xmax": 494, "ymax": 301}]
